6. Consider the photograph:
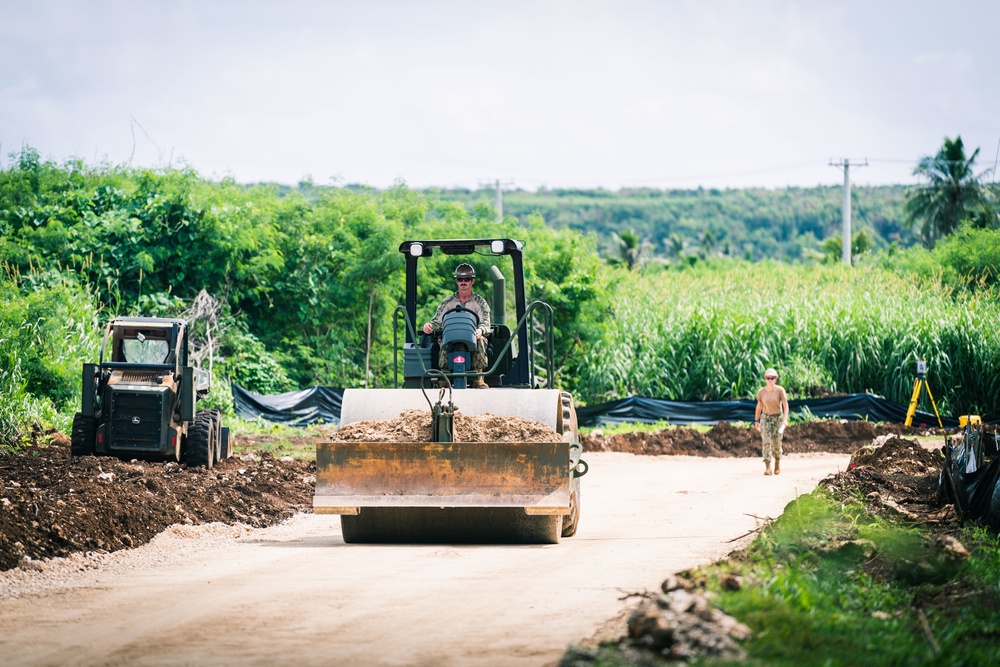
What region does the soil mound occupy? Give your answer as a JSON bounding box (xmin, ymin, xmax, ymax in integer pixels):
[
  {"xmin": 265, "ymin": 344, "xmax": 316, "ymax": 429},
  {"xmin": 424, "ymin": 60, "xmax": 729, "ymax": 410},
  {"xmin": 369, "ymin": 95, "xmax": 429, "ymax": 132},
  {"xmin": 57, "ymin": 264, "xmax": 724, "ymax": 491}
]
[
  {"xmin": 823, "ymin": 434, "xmax": 949, "ymax": 521},
  {"xmin": 333, "ymin": 409, "xmax": 562, "ymax": 443},
  {"xmin": 0, "ymin": 443, "xmax": 314, "ymax": 572},
  {"xmin": 582, "ymin": 421, "xmax": 940, "ymax": 457}
]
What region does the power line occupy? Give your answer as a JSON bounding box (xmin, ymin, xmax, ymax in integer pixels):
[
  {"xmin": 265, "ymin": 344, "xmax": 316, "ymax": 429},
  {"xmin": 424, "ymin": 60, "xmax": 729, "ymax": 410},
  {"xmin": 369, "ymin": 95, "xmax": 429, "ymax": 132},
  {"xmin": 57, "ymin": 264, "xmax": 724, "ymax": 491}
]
[{"xmin": 509, "ymin": 157, "xmax": 921, "ymax": 188}]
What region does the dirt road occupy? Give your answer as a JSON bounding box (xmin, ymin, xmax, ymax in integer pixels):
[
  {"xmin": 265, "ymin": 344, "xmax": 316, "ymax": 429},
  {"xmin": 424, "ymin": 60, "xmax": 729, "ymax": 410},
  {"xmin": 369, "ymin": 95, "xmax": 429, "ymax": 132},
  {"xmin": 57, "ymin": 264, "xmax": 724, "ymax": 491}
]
[{"xmin": 0, "ymin": 451, "xmax": 850, "ymax": 667}]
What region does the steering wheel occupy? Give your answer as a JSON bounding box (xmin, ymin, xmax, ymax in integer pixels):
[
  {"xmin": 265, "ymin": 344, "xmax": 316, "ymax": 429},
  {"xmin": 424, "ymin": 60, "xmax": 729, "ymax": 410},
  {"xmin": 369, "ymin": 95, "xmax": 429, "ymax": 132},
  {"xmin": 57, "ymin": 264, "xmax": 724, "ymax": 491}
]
[{"xmin": 445, "ymin": 305, "xmax": 480, "ymax": 327}]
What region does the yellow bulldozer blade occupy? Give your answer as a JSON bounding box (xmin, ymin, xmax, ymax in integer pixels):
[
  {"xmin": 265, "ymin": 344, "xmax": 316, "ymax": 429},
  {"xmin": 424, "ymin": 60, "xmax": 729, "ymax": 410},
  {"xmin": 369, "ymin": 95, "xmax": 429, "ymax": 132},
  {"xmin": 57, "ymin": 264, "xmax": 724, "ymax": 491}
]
[
  {"xmin": 315, "ymin": 440, "xmax": 570, "ymax": 513},
  {"xmin": 314, "ymin": 439, "xmax": 571, "ymax": 543},
  {"xmin": 314, "ymin": 388, "xmax": 579, "ymax": 544}
]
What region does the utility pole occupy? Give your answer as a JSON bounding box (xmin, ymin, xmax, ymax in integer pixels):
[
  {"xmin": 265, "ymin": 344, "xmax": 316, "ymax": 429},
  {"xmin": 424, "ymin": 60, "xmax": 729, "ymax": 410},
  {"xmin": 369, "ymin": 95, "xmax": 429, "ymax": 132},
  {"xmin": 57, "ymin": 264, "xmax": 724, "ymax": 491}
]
[
  {"xmin": 829, "ymin": 158, "xmax": 868, "ymax": 265},
  {"xmin": 481, "ymin": 179, "xmax": 514, "ymax": 224}
]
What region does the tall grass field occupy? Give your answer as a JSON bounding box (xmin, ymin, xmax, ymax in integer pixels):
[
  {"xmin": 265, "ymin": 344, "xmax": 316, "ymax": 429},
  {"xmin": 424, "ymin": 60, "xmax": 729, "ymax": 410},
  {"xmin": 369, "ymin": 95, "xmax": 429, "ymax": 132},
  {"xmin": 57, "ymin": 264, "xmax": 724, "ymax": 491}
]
[{"xmin": 574, "ymin": 261, "xmax": 1000, "ymax": 418}]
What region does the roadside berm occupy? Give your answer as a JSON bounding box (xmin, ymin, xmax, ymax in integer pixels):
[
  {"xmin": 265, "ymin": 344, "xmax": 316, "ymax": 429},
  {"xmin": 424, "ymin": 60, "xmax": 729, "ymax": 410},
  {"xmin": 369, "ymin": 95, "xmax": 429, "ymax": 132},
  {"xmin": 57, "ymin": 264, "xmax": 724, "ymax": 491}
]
[{"xmin": 561, "ymin": 432, "xmax": 960, "ymax": 665}]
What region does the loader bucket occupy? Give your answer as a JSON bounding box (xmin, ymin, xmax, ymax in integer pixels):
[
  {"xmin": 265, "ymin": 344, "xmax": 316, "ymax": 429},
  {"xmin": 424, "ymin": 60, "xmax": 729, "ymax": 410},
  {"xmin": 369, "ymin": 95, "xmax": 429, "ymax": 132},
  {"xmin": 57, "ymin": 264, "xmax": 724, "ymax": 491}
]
[
  {"xmin": 314, "ymin": 387, "xmax": 579, "ymax": 544},
  {"xmin": 314, "ymin": 439, "xmax": 571, "ymax": 544}
]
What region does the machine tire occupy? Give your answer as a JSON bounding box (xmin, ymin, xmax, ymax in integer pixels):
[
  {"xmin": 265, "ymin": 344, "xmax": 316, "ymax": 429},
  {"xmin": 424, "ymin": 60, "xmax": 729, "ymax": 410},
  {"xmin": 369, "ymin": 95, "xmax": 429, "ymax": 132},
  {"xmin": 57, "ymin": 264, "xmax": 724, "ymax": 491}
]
[
  {"xmin": 186, "ymin": 410, "xmax": 215, "ymax": 469},
  {"xmin": 559, "ymin": 390, "xmax": 582, "ymax": 538},
  {"xmin": 70, "ymin": 412, "xmax": 96, "ymax": 457},
  {"xmin": 562, "ymin": 484, "xmax": 581, "ymax": 538}
]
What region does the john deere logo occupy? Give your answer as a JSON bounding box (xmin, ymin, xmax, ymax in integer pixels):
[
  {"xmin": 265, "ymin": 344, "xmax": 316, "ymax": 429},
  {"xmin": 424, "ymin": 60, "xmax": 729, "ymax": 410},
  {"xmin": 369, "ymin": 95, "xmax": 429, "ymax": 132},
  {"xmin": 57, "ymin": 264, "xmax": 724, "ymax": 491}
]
[{"xmin": 132, "ymin": 416, "xmax": 140, "ymax": 425}]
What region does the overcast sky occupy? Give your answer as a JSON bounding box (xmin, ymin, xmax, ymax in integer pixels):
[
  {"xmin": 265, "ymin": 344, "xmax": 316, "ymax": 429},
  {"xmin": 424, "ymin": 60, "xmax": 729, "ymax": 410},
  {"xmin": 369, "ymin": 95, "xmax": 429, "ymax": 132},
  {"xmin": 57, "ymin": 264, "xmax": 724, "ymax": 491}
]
[{"xmin": 2, "ymin": 0, "xmax": 998, "ymax": 191}]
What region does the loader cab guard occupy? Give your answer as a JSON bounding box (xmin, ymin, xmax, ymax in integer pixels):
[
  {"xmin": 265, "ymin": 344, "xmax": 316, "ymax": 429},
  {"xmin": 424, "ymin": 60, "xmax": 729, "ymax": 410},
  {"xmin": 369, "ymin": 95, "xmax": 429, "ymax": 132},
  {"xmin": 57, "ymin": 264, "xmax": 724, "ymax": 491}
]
[{"xmin": 394, "ymin": 238, "xmax": 554, "ymax": 389}]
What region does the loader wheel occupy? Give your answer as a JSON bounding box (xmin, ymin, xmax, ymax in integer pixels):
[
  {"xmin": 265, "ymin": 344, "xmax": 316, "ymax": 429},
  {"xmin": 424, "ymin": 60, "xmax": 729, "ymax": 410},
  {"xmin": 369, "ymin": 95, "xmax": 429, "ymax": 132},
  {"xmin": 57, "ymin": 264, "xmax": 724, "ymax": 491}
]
[
  {"xmin": 186, "ymin": 411, "xmax": 215, "ymax": 469},
  {"xmin": 70, "ymin": 413, "xmax": 95, "ymax": 457},
  {"xmin": 562, "ymin": 484, "xmax": 581, "ymax": 538}
]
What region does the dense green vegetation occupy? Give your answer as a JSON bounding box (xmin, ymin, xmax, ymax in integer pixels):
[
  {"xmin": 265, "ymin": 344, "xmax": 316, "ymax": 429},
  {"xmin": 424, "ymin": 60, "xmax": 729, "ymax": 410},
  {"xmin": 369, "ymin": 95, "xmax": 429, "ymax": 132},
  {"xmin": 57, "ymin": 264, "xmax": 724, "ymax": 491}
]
[
  {"xmin": 0, "ymin": 148, "xmax": 607, "ymax": 446},
  {"xmin": 2, "ymin": 142, "xmax": 1000, "ymax": 448}
]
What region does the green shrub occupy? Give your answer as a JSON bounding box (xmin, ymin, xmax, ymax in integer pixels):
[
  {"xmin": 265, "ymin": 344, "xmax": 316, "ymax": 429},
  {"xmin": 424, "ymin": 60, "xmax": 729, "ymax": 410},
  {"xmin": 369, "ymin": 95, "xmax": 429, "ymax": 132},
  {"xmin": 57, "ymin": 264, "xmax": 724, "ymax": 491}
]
[{"xmin": 0, "ymin": 271, "xmax": 100, "ymax": 446}]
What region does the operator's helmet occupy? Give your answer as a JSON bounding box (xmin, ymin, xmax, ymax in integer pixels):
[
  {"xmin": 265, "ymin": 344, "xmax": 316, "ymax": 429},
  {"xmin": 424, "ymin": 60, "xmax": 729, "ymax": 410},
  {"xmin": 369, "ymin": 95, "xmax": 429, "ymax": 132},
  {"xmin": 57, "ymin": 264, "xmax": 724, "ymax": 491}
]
[{"xmin": 454, "ymin": 263, "xmax": 476, "ymax": 280}]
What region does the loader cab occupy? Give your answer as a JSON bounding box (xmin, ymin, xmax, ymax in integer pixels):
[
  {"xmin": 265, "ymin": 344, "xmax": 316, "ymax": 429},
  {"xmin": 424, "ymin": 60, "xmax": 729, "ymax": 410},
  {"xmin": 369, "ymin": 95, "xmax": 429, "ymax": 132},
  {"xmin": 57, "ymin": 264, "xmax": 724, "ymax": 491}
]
[
  {"xmin": 398, "ymin": 238, "xmax": 551, "ymax": 389},
  {"xmin": 100, "ymin": 317, "xmax": 189, "ymax": 375}
]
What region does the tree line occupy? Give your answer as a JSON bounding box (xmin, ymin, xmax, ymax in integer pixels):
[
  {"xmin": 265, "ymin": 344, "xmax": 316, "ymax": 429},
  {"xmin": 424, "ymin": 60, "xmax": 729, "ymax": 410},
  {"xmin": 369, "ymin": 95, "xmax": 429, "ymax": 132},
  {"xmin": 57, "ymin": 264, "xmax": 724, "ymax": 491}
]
[{"xmin": 2, "ymin": 136, "xmax": 999, "ymax": 446}]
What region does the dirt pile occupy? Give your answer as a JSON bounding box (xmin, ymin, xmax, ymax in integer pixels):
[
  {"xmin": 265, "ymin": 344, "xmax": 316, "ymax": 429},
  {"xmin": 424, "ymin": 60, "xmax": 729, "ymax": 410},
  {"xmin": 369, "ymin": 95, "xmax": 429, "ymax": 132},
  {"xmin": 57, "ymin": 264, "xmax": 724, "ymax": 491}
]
[
  {"xmin": 563, "ymin": 574, "xmax": 751, "ymax": 666},
  {"xmin": 823, "ymin": 433, "xmax": 950, "ymax": 521},
  {"xmin": 0, "ymin": 412, "xmax": 563, "ymax": 573},
  {"xmin": 333, "ymin": 409, "xmax": 563, "ymax": 442},
  {"xmin": 627, "ymin": 574, "xmax": 749, "ymax": 661},
  {"xmin": 582, "ymin": 421, "xmax": 938, "ymax": 457},
  {"xmin": 0, "ymin": 443, "xmax": 314, "ymax": 572}
]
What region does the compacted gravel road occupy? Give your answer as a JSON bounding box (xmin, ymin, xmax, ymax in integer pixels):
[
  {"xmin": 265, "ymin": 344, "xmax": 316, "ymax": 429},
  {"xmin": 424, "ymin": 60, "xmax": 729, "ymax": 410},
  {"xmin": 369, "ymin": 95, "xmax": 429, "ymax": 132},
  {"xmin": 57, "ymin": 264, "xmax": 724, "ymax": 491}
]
[{"xmin": 0, "ymin": 451, "xmax": 850, "ymax": 667}]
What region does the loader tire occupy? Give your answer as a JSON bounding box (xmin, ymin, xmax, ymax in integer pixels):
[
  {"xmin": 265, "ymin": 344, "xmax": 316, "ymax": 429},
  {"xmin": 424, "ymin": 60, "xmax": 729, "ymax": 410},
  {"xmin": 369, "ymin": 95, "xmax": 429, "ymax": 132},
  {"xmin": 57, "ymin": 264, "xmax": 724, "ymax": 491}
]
[
  {"xmin": 186, "ymin": 411, "xmax": 215, "ymax": 469},
  {"xmin": 70, "ymin": 413, "xmax": 95, "ymax": 457},
  {"xmin": 562, "ymin": 484, "xmax": 581, "ymax": 538}
]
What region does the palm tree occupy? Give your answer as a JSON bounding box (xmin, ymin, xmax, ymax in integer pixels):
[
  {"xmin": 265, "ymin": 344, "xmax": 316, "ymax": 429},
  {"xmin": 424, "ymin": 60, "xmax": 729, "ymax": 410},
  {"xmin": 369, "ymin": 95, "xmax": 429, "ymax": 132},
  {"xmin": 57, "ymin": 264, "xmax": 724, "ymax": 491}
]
[
  {"xmin": 905, "ymin": 136, "xmax": 994, "ymax": 247},
  {"xmin": 663, "ymin": 233, "xmax": 686, "ymax": 261},
  {"xmin": 820, "ymin": 228, "xmax": 876, "ymax": 264},
  {"xmin": 610, "ymin": 229, "xmax": 652, "ymax": 270}
]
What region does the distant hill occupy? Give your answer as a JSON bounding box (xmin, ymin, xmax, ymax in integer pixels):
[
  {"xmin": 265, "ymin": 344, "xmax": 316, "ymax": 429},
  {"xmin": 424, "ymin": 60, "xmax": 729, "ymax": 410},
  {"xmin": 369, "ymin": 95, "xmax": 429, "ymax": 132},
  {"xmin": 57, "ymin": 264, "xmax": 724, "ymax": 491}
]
[{"xmin": 425, "ymin": 185, "xmax": 916, "ymax": 262}]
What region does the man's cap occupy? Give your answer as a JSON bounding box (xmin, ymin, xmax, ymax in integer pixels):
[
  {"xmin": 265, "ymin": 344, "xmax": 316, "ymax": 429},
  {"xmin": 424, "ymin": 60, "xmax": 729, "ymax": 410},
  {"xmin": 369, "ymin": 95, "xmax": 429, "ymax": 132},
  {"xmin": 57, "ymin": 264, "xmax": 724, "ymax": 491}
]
[{"xmin": 454, "ymin": 263, "xmax": 476, "ymax": 279}]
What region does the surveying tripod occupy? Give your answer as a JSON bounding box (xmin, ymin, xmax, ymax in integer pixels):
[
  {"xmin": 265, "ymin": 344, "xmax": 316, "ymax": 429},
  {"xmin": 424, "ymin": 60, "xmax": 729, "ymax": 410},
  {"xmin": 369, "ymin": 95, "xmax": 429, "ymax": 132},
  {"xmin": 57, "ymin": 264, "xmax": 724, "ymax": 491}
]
[{"xmin": 904, "ymin": 359, "xmax": 943, "ymax": 427}]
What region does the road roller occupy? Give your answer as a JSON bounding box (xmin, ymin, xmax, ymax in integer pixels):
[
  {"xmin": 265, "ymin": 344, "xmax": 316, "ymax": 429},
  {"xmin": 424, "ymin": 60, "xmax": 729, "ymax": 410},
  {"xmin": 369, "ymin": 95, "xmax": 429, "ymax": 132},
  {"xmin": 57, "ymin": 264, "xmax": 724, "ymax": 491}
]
[{"xmin": 313, "ymin": 238, "xmax": 587, "ymax": 543}]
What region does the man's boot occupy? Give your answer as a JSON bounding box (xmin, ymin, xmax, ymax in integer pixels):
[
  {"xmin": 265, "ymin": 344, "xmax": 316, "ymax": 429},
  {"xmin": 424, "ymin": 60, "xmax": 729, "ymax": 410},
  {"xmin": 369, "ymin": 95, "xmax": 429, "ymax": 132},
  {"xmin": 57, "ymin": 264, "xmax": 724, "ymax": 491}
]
[
  {"xmin": 764, "ymin": 461, "xmax": 772, "ymax": 476},
  {"xmin": 774, "ymin": 458, "xmax": 781, "ymax": 475},
  {"xmin": 470, "ymin": 376, "xmax": 489, "ymax": 389}
]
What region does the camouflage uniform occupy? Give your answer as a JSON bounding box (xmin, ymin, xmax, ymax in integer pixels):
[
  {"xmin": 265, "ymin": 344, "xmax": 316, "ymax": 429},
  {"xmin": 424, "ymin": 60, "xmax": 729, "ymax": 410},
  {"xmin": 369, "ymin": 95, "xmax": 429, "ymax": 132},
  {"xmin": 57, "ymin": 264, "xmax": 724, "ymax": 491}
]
[
  {"xmin": 759, "ymin": 413, "xmax": 783, "ymax": 463},
  {"xmin": 427, "ymin": 291, "xmax": 491, "ymax": 371}
]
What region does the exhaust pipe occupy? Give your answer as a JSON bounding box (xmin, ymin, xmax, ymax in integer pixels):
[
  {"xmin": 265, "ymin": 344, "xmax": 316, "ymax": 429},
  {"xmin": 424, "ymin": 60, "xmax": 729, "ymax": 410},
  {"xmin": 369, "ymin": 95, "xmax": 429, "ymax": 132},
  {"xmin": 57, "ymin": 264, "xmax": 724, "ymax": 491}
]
[{"xmin": 490, "ymin": 265, "xmax": 505, "ymax": 326}]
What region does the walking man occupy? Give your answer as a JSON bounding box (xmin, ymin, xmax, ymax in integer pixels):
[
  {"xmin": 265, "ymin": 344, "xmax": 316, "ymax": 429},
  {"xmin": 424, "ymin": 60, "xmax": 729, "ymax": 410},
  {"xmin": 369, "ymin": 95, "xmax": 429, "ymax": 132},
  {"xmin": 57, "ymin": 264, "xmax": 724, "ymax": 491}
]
[{"xmin": 755, "ymin": 368, "xmax": 789, "ymax": 475}]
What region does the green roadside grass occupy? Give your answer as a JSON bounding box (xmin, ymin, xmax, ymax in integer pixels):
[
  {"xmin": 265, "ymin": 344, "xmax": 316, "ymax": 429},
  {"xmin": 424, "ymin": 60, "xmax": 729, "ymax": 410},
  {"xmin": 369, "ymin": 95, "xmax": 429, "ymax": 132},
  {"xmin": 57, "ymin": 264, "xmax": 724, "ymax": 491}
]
[
  {"xmin": 228, "ymin": 417, "xmax": 336, "ymax": 460},
  {"xmin": 587, "ymin": 490, "xmax": 1000, "ymax": 666}
]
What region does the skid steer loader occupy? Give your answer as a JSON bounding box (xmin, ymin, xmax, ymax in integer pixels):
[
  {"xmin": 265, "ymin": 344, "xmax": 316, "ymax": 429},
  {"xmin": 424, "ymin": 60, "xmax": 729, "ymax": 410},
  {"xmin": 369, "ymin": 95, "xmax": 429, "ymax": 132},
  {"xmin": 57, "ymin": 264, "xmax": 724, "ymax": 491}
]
[
  {"xmin": 70, "ymin": 317, "xmax": 230, "ymax": 468},
  {"xmin": 314, "ymin": 238, "xmax": 587, "ymax": 543}
]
